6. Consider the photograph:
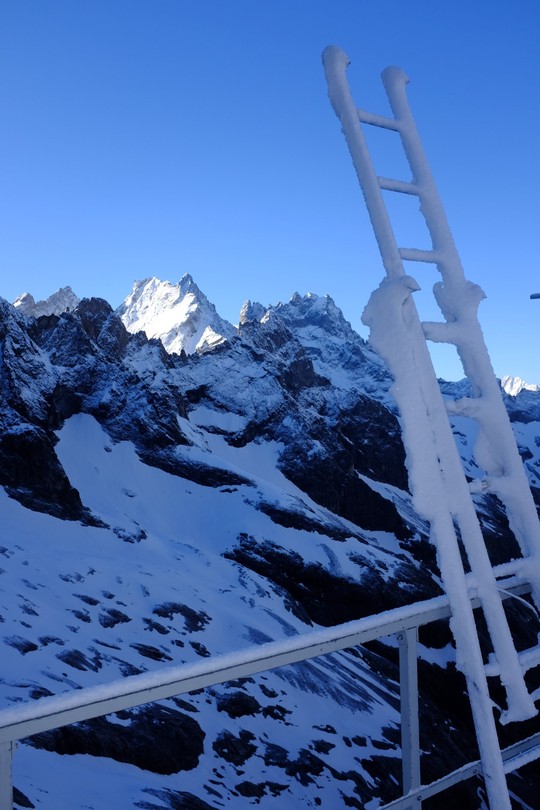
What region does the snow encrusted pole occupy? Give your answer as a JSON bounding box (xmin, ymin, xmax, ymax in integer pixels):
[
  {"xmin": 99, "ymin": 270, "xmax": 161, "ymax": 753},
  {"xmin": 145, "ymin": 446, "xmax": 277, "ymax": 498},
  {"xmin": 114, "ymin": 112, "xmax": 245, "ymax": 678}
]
[
  {"xmin": 322, "ymin": 45, "xmax": 540, "ymax": 810},
  {"xmin": 0, "ymin": 742, "xmax": 12, "ymax": 810},
  {"xmin": 322, "ymin": 46, "xmax": 404, "ymax": 282},
  {"xmin": 362, "ymin": 277, "xmax": 512, "ymax": 809},
  {"xmin": 381, "ymin": 64, "xmax": 540, "ymax": 601}
]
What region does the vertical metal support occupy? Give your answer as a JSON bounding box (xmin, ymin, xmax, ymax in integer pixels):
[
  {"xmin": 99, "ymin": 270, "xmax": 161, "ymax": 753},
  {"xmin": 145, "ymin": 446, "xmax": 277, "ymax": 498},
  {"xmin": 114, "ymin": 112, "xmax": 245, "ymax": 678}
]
[
  {"xmin": 398, "ymin": 628, "xmax": 421, "ymax": 807},
  {"xmin": 0, "ymin": 741, "xmax": 13, "ymax": 810}
]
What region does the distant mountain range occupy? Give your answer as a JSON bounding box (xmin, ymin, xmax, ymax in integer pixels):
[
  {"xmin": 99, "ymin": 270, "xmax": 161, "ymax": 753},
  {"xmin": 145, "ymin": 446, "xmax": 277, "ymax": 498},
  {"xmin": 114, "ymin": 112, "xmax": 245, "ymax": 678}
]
[{"xmin": 1, "ymin": 277, "xmax": 539, "ymax": 809}]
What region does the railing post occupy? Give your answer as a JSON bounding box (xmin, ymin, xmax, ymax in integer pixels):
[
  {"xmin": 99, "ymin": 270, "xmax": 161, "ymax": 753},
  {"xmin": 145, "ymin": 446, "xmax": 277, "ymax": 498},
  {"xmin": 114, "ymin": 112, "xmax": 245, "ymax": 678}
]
[
  {"xmin": 398, "ymin": 627, "xmax": 421, "ymax": 807},
  {"xmin": 0, "ymin": 741, "xmax": 13, "ymax": 810}
]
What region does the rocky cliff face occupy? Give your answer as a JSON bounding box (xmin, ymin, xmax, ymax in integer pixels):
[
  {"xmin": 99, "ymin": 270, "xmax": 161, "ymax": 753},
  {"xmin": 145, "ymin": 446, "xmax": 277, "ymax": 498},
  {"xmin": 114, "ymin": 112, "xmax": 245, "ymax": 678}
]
[
  {"xmin": 13, "ymin": 286, "xmax": 80, "ymax": 318},
  {"xmin": 1, "ymin": 280, "xmax": 539, "ymax": 809}
]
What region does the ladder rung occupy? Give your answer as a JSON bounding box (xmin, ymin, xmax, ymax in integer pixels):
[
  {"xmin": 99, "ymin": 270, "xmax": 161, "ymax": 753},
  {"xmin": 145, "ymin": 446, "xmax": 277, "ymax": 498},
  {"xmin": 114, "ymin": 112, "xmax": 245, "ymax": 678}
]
[
  {"xmin": 517, "ymin": 644, "xmax": 540, "ymax": 673},
  {"xmin": 423, "ymin": 320, "xmax": 458, "ymax": 345},
  {"xmin": 492, "ymin": 558, "xmax": 531, "ymax": 580},
  {"xmin": 485, "ymin": 643, "xmax": 540, "ymax": 677},
  {"xmin": 357, "ymin": 108, "xmax": 401, "ymax": 131},
  {"xmin": 378, "ymin": 176, "xmax": 419, "ymax": 195},
  {"xmin": 399, "ymin": 247, "xmax": 442, "ymax": 263}
]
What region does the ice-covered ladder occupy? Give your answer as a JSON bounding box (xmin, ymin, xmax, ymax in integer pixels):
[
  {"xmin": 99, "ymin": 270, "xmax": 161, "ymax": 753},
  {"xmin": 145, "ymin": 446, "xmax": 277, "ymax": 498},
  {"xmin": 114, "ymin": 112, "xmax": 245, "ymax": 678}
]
[{"xmin": 322, "ymin": 46, "xmax": 540, "ymax": 810}]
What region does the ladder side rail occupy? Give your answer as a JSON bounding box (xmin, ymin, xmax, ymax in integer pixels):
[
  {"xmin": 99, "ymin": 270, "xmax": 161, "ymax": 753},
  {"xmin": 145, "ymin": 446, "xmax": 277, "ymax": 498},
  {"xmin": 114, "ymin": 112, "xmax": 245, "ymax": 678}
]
[
  {"xmin": 426, "ymin": 283, "xmax": 540, "ymax": 584},
  {"xmin": 420, "ymin": 396, "xmax": 536, "ymax": 722},
  {"xmin": 443, "ymin": 324, "xmax": 540, "ymax": 587},
  {"xmin": 322, "ymin": 46, "xmax": 405, "ymax": 281},
  {"xmin": 381, "ymin": 65, "xmax": 540, "ymax": 581},
  {"xmin": 363, "ymin": 281, "xmax": 513, "ymax": 809},
  {"xmin": 412, "ymin": 323, "xmax": 538, "ymax": 721},
  {"xmin": 381, "ymin": 66, "xmax": 467, "ymax": 289}
]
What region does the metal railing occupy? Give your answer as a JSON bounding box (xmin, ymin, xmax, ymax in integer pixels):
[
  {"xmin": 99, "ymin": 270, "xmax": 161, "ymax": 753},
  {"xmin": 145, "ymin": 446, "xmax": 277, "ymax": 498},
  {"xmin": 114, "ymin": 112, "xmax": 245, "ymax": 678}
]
[{"xmin": 1, "ymin": 574, "xmax": 539, "ymax": 810}]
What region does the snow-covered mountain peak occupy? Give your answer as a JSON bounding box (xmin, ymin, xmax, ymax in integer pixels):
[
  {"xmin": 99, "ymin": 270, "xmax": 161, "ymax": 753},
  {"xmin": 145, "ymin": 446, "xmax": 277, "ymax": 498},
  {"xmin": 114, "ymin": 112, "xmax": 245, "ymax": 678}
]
[
  {"xmin": 501, "ymin": 375, "xmax": 540, "ymax": 397},
  {"xmin": 13, "ymin": 286, "xmax": 80, "ymax": 318},
  {"xmin": 239, "ymin": 291, "xmax": 346, "ymax": 332},
  {"xmin": 177, "ymin": 272, "xmax": 198, "ymax": 295},
  {"xmin": 239, "ymin": 299, "xmax": 267, "ymax": 325},
  {"xmin": 265, "ymin": 291, "xmax": 369, "ymax": 359},
  {"xmin": 118, "ymin": 276, "xmax": 236, "ymax": 356}
]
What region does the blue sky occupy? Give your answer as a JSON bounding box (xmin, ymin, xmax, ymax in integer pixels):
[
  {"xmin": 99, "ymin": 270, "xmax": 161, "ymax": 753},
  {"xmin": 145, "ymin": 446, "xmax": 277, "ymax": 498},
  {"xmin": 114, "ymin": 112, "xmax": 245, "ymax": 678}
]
[{"xmin": 1, "ymin": 1, "xmax": 539, "ymax": 382}]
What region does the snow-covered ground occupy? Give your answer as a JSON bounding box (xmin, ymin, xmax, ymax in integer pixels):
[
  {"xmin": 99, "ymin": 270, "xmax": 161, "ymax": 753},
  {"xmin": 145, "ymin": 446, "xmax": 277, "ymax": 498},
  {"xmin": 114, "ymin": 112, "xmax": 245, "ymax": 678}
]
[{"xmin": 1, "ymin": 413, "xmax": 413, "ymax": 809}]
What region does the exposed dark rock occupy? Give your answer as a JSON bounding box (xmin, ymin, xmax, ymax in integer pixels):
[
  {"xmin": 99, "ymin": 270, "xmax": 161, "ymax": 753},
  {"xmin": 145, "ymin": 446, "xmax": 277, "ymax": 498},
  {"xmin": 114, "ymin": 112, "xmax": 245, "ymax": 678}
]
[
  {"xmin": 153, "ymin": 602, "xmax": 211, "ymax": 632},
  {"xmin": 38, "ymin": 635, "xmax": 64, "ymax": 647},
  {"xmin": 256, "ymin": 500, "xmax": 366, "ymax": 542},
  {"xmin": 13, "ymin": 787, "xmax": 35, "ymax": 808},
  {"xmin": 170, "ymin": 697, "xmax": 199, "ymax": 714},
  {"xmin": 70, "ymin": 609, "xmax": 91, "ymax": 623},
  {"xmin": 190, "ymin": 641, "xmax": 211, "ymax": 657},
  {"xmin": 129, "ymin": 643, "xmax": 173, "ymax": 662},
  {"xmin": 263, "ymin": 743, "xmax": 326, "ymax": 786},
  {"xmin": 259, "ymin": 683, "xmax": 278, "ymax": 699},
  {"xmin": 262, "ymin": 704, "xmax": 292, "ymax": 721},
  {"xmin": 98, "ymin": 608, "xmax": 131, "ymax": 628},
  {"xmin": 226, "ymin": 536, "xmax": 438, "ymax": 626},
  {"xmin": 73, "ymin": 297, "xmax": 116, "ymax": 343},
  {"xmin": 313, "ymin": 723, "xmax": 336, "ymax": 734},
  {"xmin": 29, "ymin": 686, "xmax": 54, "ymax": 699},
  {"xmin": 56, "ymin": 648, "xmax": 102, "ymax": 672},
  {"xmin": 27, "ymin": 705, "xmax": 205, "ymax": 774},
  {"xmin": 135, "ymin": 789, "xmax": 215, "ymax": 810},
  {"xmin": 113, "ymin": 526, "xmax": 147, "ymax": 543},
  {"xmin": 278, "ymin": 350, "xmax": 331, "ymax": 394},
  {"xmin": 279, "ymin": 448, "xmax": 408, "ymax": 539},
  {"xmin": 138, "ymin": 450, "xmax": 253, "ymax": 488},
  {"xmin": 143, "ymin": 617, "xmax": 169, "ymax": 635},
  {"xmin": 5, "ymin": 636, "xmax": 38, "ymax": 654},
  {"xmin": 0, "ymin": 425, "xmax": 97, "ymax": 523},
  {"xmin": 216, "ymin": 691, "xmax": 261, "ymax": 718},
  {"xmin": 73, "ymin": 593, "xmax": 100, "ymax": 606},
  {"xmin": 234, "ymin": 781, "xmax": 266, "ymax": 798},
  {"xmin": 311, "ymin": 739, "xmax": 335, "ymax": 754},
  {"xmin": 212, "ymin": 729, "xmax": 257, "ymax": 765}
]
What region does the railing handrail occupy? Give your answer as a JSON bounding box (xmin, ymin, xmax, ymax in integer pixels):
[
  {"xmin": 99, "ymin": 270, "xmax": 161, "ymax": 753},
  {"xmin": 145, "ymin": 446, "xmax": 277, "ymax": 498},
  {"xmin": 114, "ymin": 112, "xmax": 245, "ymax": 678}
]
[
  {"xmin": 0, "ymin": 586, "xmax": 453, "ymax": 744},
  {"xmin": 0, "ymin": 573, "xmax": 536, "ymax": 809}
]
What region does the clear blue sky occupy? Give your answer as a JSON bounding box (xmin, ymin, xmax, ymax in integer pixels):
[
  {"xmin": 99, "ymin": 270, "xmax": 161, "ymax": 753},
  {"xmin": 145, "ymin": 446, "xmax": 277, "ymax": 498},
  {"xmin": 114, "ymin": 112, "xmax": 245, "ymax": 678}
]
[{"xmin": 1, "ymin": 1, "xmax": 539, "ymax": 382}]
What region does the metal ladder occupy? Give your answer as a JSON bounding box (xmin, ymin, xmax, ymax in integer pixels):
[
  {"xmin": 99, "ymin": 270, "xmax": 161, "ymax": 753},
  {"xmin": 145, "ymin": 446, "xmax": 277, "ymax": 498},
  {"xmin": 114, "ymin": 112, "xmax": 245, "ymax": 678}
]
[{"xmin": 322, "ymin": 45, "xmax": 540, "ymax": 810}]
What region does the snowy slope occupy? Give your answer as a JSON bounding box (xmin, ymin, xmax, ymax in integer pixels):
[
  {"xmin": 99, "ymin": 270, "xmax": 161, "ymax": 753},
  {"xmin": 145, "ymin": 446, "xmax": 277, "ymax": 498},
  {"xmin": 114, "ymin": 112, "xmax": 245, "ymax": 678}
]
[
  {"xmin": 2, "ymin": 413, "xmax": 423, "ymax": 809},
  {"xmin": 1, "ymin": 280, "xmax": 540, "ymax": 809}
]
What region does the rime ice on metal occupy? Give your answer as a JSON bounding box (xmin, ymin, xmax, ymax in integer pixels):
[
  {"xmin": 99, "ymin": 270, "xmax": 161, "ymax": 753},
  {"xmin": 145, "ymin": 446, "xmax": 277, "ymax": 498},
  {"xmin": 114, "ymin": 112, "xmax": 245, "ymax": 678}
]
[{"xmin": 323, "ymin": 44, "xmax": 540, "ymax": 810}]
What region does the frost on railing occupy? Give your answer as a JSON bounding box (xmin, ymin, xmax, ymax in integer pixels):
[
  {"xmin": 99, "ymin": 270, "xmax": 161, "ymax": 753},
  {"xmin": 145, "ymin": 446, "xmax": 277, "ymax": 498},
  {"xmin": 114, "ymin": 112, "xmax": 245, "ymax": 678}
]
[{"xmin": 1, "ymin": 581, "xmax": 539, "ymax": 810}]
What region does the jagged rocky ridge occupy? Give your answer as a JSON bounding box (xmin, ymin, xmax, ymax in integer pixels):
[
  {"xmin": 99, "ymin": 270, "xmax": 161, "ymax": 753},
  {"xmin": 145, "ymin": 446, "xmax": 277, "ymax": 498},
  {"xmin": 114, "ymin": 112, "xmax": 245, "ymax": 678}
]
[{"xmin": 1, "ymin": 279, "xmax": 540, "ymax": 809}]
